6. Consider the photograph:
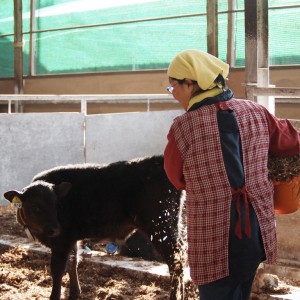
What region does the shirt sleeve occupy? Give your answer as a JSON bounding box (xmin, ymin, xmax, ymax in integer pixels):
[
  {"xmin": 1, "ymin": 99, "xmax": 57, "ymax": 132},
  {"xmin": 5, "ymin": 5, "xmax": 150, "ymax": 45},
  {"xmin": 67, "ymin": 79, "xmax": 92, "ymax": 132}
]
[
  {"xmin": 263, "ymin": 107, "xmax": 300, "ymax": 156},
  {"xmin": 164, "ymin": 128, "xmax": 186, "ymax": 190}
]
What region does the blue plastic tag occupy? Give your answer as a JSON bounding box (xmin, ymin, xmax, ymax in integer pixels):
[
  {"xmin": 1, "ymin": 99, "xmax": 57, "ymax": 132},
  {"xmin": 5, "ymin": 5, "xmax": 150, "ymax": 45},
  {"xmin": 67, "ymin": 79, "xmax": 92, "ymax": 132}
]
[{"xmin": 105, "ymin": 242, "xmax": 119, "ymax": 254}]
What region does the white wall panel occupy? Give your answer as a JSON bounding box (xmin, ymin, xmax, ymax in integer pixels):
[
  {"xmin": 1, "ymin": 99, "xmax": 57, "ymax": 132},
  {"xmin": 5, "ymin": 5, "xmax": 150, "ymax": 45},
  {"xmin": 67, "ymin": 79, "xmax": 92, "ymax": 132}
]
[
  {"xmin": 0, "ymin": 113, "xmax": 85, "ymax": 204},
  {"xmin": 85, "ymin": 110, "xmax": 182, "ymax": 164}
]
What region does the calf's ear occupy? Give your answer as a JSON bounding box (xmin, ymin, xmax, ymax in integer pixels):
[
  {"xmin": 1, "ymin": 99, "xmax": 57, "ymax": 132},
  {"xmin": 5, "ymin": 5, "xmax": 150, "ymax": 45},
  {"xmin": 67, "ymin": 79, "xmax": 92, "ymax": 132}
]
[
  {"xmin": 3, "ymin": 190, "xmax": 24, "ymax": 208},
  {"xmin": 3, "ymin": 190, "xmax": 22, "ymax": 202},
  {"xmin": 54, "ymin": 182, "xmax": 72, "ymax": 198}
]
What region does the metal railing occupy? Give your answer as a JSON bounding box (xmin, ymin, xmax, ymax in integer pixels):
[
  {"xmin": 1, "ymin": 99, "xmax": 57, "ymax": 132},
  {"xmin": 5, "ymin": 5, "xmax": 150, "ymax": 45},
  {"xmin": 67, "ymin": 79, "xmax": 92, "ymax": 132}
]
[
  {"xmin": 0, "ymin": 94, "xmax": 177, "ymax": 114},
  {"xmin": 245, "ymin": 86, "xmax": 300, "ymax": 103},
  {"xmin": 1, "ymin": 92, "xmax": 300, "ymax": 114}
]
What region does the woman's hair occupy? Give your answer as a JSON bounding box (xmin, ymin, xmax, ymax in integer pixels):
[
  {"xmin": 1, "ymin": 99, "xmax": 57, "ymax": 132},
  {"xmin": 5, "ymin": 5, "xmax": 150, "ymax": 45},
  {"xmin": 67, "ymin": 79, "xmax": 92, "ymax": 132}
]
[
  {"xmin": 170, "ymin": 77, "xmax": 198, "ymax": 86},
  {"xmin": 171, "ymin": 75, "xmax": 226, "ymax": 90},
  {"xmin": 170, "ymin": 74, "xmax": 226, "ymax": 97},
  {"xmin": 169, "ymin": 77, "xmax": 185, "ymax": 85},
  {"xmin": 214, "ymin": 74, "xmax": 226, "ymax": 90}
]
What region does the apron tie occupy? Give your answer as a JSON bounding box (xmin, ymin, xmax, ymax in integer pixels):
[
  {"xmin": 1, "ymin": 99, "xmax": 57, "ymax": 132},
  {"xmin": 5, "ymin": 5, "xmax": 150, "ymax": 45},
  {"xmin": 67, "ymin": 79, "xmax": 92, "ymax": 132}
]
[{"xmin": 231, "ymin": 186, "xmax": 251, "ymax": 239}]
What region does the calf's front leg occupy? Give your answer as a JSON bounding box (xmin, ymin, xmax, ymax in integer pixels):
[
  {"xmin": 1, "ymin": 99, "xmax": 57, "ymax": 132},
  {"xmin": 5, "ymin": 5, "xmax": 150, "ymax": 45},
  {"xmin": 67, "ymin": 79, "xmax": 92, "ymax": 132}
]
[{"xmin": 49, "ymin": 248, "xmax": 70, "ymax": 300}]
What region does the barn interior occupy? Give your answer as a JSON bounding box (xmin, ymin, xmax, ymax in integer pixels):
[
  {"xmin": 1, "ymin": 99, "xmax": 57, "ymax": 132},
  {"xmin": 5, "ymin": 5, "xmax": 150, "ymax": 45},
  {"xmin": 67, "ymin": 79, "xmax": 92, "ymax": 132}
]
[{"xmin": 0, "ymin": 1, "xmax": 300, "ymax": 299}]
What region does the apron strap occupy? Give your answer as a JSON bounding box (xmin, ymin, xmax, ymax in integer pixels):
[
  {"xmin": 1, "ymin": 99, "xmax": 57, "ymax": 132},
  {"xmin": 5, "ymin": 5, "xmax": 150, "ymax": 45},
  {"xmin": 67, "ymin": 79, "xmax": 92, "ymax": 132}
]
[{"xmin": 231, "ymin": 186, "xmax": 251, "ymax": 239}]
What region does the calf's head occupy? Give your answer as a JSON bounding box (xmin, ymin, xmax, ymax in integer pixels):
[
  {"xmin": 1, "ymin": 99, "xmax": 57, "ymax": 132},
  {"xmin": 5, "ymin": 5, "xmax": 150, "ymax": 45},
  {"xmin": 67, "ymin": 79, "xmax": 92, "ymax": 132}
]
[{"xmin": 4, "ymin": 181, "xmax": 72, "ymax": 238}]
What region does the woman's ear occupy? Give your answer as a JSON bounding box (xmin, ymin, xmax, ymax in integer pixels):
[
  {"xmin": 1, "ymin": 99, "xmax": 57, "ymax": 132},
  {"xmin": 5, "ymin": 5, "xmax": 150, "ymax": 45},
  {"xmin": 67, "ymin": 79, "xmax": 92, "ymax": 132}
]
[
  {"xmin": 185, "ymin": 79, "xmax": 200, "ymax": 93},
  {"xmin": 185, "ymin": 79, "xmax": 201, "ymax": 95}
]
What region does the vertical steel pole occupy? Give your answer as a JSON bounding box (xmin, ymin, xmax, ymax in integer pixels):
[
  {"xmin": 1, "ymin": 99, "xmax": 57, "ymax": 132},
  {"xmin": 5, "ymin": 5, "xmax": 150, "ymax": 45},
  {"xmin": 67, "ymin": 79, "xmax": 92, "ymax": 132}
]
[
  {"xmin": 14, "ymin": 0, "xmax": 23, "ymax": 95},
  {"xmin": 29, "ymin": 0, "xmax": 36, "ymax": 76},
  {"xmin": 257, "ymin": 0, "xmax": 274, "ymax": 113},
  {"xmin": 244, "ymin": 0, "xmax": 258, "ymax": 87},
  {"xmin": 227, "ymin": 0, "xmax": 236, "ymax": 66},
  {"xmin": 207, "ymin": 0, "xmax": 218, "ymax": 57}
]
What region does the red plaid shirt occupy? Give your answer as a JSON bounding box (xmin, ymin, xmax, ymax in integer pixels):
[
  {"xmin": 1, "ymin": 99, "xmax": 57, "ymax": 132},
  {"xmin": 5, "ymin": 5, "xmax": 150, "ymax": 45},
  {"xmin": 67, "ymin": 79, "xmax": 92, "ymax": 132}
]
[{"xmin": 164, "ymin": 99, "xmax": 300, "ymax": 285}]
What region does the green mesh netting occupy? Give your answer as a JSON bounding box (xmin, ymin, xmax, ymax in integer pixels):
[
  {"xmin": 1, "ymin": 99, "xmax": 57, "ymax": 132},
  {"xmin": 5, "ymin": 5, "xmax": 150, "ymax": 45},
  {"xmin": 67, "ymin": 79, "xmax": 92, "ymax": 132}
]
[{"xmin": 0, "ymin": 0, "xmax": 299, "ymax": 77}]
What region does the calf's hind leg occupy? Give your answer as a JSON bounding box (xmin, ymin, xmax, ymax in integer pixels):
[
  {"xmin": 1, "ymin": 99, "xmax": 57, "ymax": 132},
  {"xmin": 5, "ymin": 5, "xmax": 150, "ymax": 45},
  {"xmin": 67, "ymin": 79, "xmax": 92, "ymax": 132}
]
[
  {"xmin": 120, "ymin": 229, "xmax": 163, "ymax": 262},
  {"xmin": 67, "ymin": 242, "xmax": 81, "ymax": 300}
]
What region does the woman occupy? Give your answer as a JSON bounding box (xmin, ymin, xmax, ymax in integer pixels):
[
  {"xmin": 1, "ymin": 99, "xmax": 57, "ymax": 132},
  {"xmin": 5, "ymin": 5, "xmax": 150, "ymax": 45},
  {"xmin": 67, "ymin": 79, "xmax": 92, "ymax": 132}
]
[{"xmin": 164, "ymin": 49, "xmax": 300, "ymax": 300}]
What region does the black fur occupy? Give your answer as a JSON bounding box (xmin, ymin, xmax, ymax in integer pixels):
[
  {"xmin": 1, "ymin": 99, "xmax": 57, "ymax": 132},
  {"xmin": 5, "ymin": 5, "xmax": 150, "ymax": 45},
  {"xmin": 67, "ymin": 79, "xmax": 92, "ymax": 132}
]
[{"xmin": 4, "ymin": 155, "xmax": 186, "ymax": 300}]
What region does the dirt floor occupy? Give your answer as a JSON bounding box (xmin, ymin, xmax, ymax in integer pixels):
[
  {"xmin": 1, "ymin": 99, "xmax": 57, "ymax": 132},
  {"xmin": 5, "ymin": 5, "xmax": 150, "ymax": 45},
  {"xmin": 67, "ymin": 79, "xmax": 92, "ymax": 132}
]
[
  {"xmin": 0, "ymin": 205, "xmax": 186, "ymax": 300},
  {"xmin": 1, "ymin": 205, "xmax": 300, "ymax": 300}
]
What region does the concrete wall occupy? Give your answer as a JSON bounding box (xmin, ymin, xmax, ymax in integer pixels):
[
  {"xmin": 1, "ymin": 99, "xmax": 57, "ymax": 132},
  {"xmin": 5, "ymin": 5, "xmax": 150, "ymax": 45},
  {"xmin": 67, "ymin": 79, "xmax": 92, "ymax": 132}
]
[
  {"xmin": 85, "ymin": 110, "xmax": 181, "ymax": 164},
  {"xmin": 0, "ymin": 113, "xmax": 85, "ymax": 205},
  {"xmin": 0, "ymin": 110, "xmax": 182, "ymax": 205}
]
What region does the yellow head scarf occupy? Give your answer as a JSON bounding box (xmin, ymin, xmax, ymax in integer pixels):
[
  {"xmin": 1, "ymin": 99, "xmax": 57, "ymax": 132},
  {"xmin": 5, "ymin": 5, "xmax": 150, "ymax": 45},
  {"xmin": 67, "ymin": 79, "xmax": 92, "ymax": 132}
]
[{"xmin": 167, "ymin": 49, "xmax": 229, "ymax": 91}]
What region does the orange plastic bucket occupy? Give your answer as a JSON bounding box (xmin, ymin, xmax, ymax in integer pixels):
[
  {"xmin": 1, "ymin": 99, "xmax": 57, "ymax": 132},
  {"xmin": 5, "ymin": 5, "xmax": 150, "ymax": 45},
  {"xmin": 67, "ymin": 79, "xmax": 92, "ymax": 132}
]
[{"xmin": 273, "ymin": 177, "xmax": 300, "ymax": 214}]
